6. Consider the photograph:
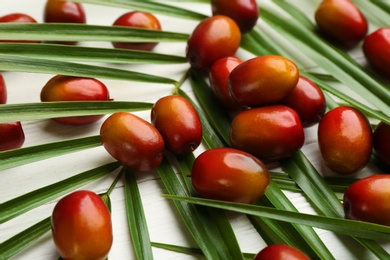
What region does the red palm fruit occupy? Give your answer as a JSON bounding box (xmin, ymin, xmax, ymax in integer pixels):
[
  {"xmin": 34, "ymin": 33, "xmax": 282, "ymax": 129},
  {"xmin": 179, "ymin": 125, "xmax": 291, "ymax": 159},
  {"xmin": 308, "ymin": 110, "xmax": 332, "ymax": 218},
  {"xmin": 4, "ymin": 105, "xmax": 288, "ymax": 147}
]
[
  {"xmin": 112, "ymin": 11, "xmax": 162, "ymax": 51},
  {"xmin": 0, "ymin": 122, "xmax": 25, "ymax": 151},
  {"xmin": 314, "ymin": 0, "xmax": 368, "ymax": 47},
  {"xmin": 0, "ymin": 13, "xmax": 40, "ymax": 44},
  {"xmin": 363, "ymin": 27, "xmax": 390, "ymax": 77},
  {"xmin": 211, "ymin": 0, "xmax": 259, "ymax": 33},
  {"xmin": 373, "ymin": 121, "xmax": 390, "ymax": 167},
  {"xmin": 209, "ymin": 56, "xmax": 242, "ymax": 111},
  {"xmin": 186, "ymin": 15, "xmax": 241, "ymax": 70}
]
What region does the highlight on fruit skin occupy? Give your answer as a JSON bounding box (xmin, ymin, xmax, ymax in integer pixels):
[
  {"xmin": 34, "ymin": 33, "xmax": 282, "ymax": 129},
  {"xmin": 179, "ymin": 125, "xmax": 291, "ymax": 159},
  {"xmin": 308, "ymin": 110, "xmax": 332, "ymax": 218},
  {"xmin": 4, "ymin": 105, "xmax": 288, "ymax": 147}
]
[
  {"xmin": 363, "ymin": 27, "xmax": 390, "ymax": 78},
  {"xmin": 343, "ymin": 174, "xmax": 390, "ymax": 226},
  {"xmin": 317, "ymin": 106, "xmax": 373, "ymax": 175},
  {"xmin": 254, "ymin": 244, "xmax": 310, "ymax": 260},
  {"xmin": 151, "ymin": 95, "xmax": 203, "ymax": 155},
  {"xmin": 186, "ymin": 15, "xmax": 241, "ymax": 70},
  {"xmin": 191, "ymin": 147, "xmax": 270, "ymax": 204},
  {"xmin": 112, "ymin": 11, "xmax": 162, "ymax": 51},
  {"xmin": 40, "ymin": 75, "xmax": 111, "ymax": 125},
  {"xmin": 100, "ymin": 112, "xmax": 165, "ymax": 172},
  {"xmin": 314, "ymin": 0, "xmax": 368, "ymax": 48},
  {"xmin": 211, "ymin": 0, "xmax": 259, "ymax": 34},
  {"xmin": 51, "ymin": 190, "xmax": 113, "ymax": 260}
]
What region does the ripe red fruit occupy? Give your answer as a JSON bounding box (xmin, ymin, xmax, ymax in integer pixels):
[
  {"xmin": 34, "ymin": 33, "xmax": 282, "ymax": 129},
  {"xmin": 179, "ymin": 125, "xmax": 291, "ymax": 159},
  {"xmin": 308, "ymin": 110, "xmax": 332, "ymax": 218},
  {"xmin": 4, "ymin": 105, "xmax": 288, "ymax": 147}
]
[
  {"xmin": 0, "ymin": 122, "xmax": 25, "ymax": 151},
  {"xmin": 186, "ymin": 15, "xmax": 241, "ymax": 70},
  {"xmin": 363, "ymin": 27, "xmax": 390, "ymax": 77},
  {"xmin": 344, "ymin": 174, "xmax": 390, "ymax": 226},
  {"xmin": 254, "ymin": 244, "xmax": 310, "ymax": 260},
  {"xmin": 230, "ymin": 105, "xmax": 305, "ymax": 161},
  {"xmin": 40, "ymin": 75, "xmax": 110, "ymax": 125},
  {"xmin": 151, "ymin": 95, "xmax": 202, "ymax": 155},
  {"xmin": 112, "ymin": 11, "xmax": 162, "ymax": 51},
  {"xmin": 0, "ymin": 13, "xmax": 40, "ymax": 44},
  {"xmin": 51, "ymin": 190, "xmax": 113, "ymax": 260},
  {"xmin": 209, "ymin": 56, "xmax": 242, "ymax": 111},
  {"xmin": 318, "ymin": 106, "xmax": 373, "ymax": 174},
  {"xmin": 191, "ymin": 147, "xmax": 269, "ymax": 204},
  {"xmin": 229, "ymin": 55, "xmax": 299, "ymax": 107},
  {"xmin": 211, "ymin": 0, "xmax": 259, "ymax": 33},
  {"xmin": 44, "ymin": 0, "xmax": 86, "ymax": 45},
  {"xmin": 0, "ymin": 74, "xmax": 6, "ymax": 104},
  {"xmin": 281, "ymin": 76, "xmax": 326, "ymax": 127},
  {"xmin": 373, "ymin": 121, "xmax": 390, "ymax": 167},
  {"xmin": 100, "ymin": 112, "xmax": 165, "ymax": 172},
  {"xmin": 314, "ymin": 0, "xmax": 368, "ymax": 47}
]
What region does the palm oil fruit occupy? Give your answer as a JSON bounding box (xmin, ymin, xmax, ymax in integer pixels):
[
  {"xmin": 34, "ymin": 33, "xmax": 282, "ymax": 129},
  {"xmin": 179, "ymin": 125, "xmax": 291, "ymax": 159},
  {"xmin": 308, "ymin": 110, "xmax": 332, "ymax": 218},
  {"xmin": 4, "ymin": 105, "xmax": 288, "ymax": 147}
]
[
  {"xmin": 209, "ymin": 56, "xmax": 242, "ymax": 111},
  {"xmin": 230, "ymin": 105, "xmax": 305, "ymax": 161},
  {"xmin": 51, "ymin": 190, "xmax": 113, "ymax": 260},
  {"xmin": 0, "ymin": 13, "xmax": 40, "ymax": 43},
  {"xmin": 229, "ymin": 55, "xmax": 299, "ymax": 107},
  {"xmin": 191, "ymin": 147, "xmax": 269, "ymax": 204},
  {"xmin": 363, "ymin": 27, "xmax": 390, "ymax": 77},
  {"xmin": 343, "ymin": 175, "xmax": 390, "ymax": 226},
  {"xmin": 100, "ymin": 112, "xmax": 165, "ymax": 172},
  {"xmin": 314, "ymin": 0, "xmax": 368, "ymax": 48},
  {"xmin": 211, "ymin": 0, "xmax": 258, "ymax": 33},
  {"xmin": 0, "ymin": 74, "xmax": 6, "ymax": 104},
  {"xmin": 254, "ymin": 244, "xmax": 310, "ymax": 260},
  {"xmin": 281, "ymin": 76, "xmax": 326, "ymax": 127},
  {"xmin": 318, "ymin": 106, "xmax": 372, "ymax": 174},
  {"xmin": 40, "ymin": 75, "xmax": 110, "ymax": 125},
  {"xmin": 44, "ymin": 0, "xmax": 86, "ymax": 45},
  {"xmin": 373, "ymin": 121, "xmax": 390, "ymax": 167},
  {"xmin": 151, "ymin": 95, "xmax": 202, "ymax": 155},
  {"xmin": 112, "ymin": 11, "xmax": 162, "ymax": 51},
  {"xmin": 186, "ymin": 15, "xmax": 241, "ymax": 70},
  {"xmin": 0, "ymin": 122, "xmax": 25, "ymax": 151}
]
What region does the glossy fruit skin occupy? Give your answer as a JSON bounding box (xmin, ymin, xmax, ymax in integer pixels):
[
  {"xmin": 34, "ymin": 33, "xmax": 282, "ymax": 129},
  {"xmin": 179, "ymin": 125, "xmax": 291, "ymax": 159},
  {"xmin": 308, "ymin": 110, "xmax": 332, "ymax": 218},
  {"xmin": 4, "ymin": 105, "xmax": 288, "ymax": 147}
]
[
  {"xmin": 209, "ymin": 56, "xmax": 242, "ymax": 111},
  {"xmin": 151, "ymin": 95, "xmax": 202, "ymax": 155},
  {"xmin": 363, "ymin": 27, "xmax": 390, "ymax": 77},
  {"xmin": 318, "ymin": 106, "xmax": 373, "ymax": 174},
  {"xmin": 0, "ymin": 122, "xmax": 25, "ymax": 151},
  {"xmin": 100, "ymin": 112, "xmax": 165, "ymax": 172},
  {"xmin": 0, "ymin": 13, "xmax": 40, "ymax": 44},
  {"xmin": 281, "ymin": 76, "xmax": 326, "ymax": 127},
  {"xmin": 186, "ymin": 15, "xmax": 241, "ymax": 70},
  {"xmin": 0, "ymin": 74, "xmax": 7, "ymax": 104},
  {"xmin": 254, "ymin": 244, "xmax": 310, "ymax": 260},
  {"xmin": 191, "ymin": 147, "xmax": 269, "ymax": 204},
  {"xmin": 343, "ymin": 175, "xmax": 390, "ymax": 226},
  {"xmin": 314, "ymin": 0, "xmax": 368, "ymax": 47},
  {"xmin": 44, "ymin": 0, "xmax": 86, "ymax": 45},
  {"xmin": 211, "ymin": 0, "xmax": 258, "ymax": 33},
  {"xmin": 40, "ymin": 75, "xmax": 110, "ymax": 125},
  {"xmin": 230, "ymin": 105, "xmax": 305, "ymax": 161},
  {"xmin": 229, "ymin": 55, "xmax": 299, "ymax": 107},
  {"xmin": 112, "ymin": 11, "xmax": 161, "ymax": 51},
  {"xmin": 51, "ymin": 190, "xmax": 113, "ymax": 260},
  {"xmin": 373, "ymin": 122, "xmax": 390, "ymax": 167}
]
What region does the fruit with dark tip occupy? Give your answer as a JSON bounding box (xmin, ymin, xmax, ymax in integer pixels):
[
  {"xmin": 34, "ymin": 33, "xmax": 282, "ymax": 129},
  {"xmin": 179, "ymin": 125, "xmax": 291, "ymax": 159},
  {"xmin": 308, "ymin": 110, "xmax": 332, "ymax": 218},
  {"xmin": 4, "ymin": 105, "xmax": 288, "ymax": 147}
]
[
  {"xmin": 373, "ymin": 121, "xmax": 390, "ymax": 167},
  {"xmin": 151, "ymin": 95, "xmax": 202, "ymax": 155}
]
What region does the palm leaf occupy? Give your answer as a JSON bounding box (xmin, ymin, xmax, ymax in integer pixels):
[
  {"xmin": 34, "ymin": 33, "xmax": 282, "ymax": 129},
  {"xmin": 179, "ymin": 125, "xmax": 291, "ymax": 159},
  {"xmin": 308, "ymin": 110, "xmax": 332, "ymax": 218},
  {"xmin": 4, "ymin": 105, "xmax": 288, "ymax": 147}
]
[
  {"xmin": 0, "ymin": 101, "xmax": 153, "ymax": 123},
  {"xmin": 0, "ymin": 43, "xmax": 187, "ymax": 64}
]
